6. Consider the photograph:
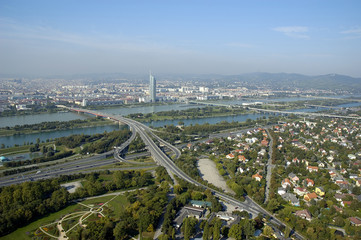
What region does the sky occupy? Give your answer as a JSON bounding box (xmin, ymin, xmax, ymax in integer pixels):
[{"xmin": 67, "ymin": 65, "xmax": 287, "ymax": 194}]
[{"xmin": 1, "ymin": 0, "xmax": 361, "ymax": 77}]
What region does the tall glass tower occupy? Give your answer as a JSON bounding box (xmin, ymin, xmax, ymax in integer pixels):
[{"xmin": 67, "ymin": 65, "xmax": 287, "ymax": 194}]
[{"xmin": 149, "ymin": 73, "xmax": 156, "ymax": 102}]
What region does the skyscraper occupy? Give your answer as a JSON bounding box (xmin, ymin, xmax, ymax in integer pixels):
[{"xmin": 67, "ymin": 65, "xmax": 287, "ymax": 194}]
[{"xmin": 149, "ymin": 73, "xmax": 156, "ymax": 102}]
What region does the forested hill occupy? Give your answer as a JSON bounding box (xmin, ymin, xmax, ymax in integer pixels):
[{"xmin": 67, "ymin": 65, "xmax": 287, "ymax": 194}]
[{"xmin": 222, "ymin": 73, "xmax": 361, "ymax": 92}]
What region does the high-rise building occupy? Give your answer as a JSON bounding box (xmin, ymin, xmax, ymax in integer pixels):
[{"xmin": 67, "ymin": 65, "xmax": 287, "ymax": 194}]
[{"xmin": 149, "ymin": 73, "xmax": 156, "ymax": 102}]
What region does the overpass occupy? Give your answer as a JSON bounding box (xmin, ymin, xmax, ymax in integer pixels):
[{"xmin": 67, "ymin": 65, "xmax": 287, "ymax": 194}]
[
  {"xmin": 61, "ymin": 106, "xmax": 303, "ymax": 239},
  {"xmin": 304, "ymin": 104, "xmax": 343, "ymax": 109}
]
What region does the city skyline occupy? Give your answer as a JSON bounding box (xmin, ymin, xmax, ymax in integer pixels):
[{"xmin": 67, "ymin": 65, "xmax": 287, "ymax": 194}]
[{"xmin": 1, "ymin": 1, "xmax": 361, "ymax": 77}]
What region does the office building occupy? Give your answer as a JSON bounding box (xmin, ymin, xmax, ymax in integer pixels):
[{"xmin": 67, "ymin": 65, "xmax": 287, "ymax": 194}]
[{"xmin": 149, "ymin": 73, "xmax": 156, "ymax": 102}]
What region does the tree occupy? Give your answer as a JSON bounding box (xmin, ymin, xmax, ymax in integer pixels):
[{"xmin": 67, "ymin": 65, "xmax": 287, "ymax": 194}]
[
  {"xmin": 229, "ymin": 224, "xmax": 243, "ymax": 240},
  {"xmin": 263, "ymin": 225, "xmax": 274, "ymax": 237},
  {"xmin": 213, "ymin": 218, "xmax": 222, "ymax": 240},
  {"xmin": 284, "ymin": 226, "xmax": 291, "ymax": 238},
  {"xmin": 113, "ymin": 221, "xmax": 128, "ymax": 240},
  {"xmin": 182, "ymin": 217, "xmax": 197, "ymax": 240},
  {"xmin": 243, "ymin": 220, "xmax": 255, "ymax": 239},
  {"xmin": 267, "ymin": 198, "xmax": 280, "ymax": 213},
  {"xmin": 203, "ymin": 222, "xmax": 210, "ymax": 240}
]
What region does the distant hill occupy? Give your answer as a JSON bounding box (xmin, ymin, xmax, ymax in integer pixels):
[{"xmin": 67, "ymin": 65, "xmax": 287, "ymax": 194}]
[{"xmin": 220, "ymin": 73, "xmax": 361, "ymax": 92}]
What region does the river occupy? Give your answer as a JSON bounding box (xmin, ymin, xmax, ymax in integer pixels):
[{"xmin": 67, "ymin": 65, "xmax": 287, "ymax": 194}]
[
  {"xmin": 0, "ymin": 103, "xmax": 202, "ymax": 128},
  {"xmin": 1, "ymin": 98, "xmax": 360, "ymax": 147}
]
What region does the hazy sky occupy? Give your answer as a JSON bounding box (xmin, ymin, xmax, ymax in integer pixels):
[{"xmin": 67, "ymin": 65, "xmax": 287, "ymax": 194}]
[{"xmin": 1, "ymin": 0, "xmax": 361, "ymax": 77}]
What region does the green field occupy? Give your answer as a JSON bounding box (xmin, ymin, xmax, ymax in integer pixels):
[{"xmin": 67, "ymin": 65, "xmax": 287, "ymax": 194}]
[{"xmin": 1, "ymin": 193, "xmax": 130, "ymax": 240}]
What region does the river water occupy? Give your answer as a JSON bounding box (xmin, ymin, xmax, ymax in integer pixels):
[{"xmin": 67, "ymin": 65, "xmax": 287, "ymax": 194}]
[
  {"xmin": 0, "ymin": 103, "xmax": 202, "ymax": 128},
  {"xmin": 1, "ymin": 98, "xmax": 360, "ymax": 148}
]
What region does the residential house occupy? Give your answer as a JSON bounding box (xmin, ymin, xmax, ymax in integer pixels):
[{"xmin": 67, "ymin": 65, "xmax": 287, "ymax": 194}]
[
  {"xmin": 295, "ymin": 209, "xmax": 312, "ymax": 221},
  {"xmin": 278, "ymin": 187, "xmax": 286, "ymax": 196},
  {"xmin": 281, "ymin": 193, "xmax": 300, "ymax": 206},
  {"xmin": 349, "ymin": 217, "xmax": 361, "ymax": 226},
  {"xmin": 281, "ymin": 178, "xmax": 292, "ymax": 189},
  {"xmin": 341, "ymin": 201, "xmax": 352, "ymax": 207},
  {"xmin": 261, "ymin": 138, "xmax": 269, "ymax": 147},
  {"xmin": 317, "ymin": 161, "xmax": 325, "ymax": 168},
  {"xmin": 315, "ymin": 187, "xmax": 325, "ymax": 196},
  {"xmin": 288, "ymin": 173, "xmax": 299, "ymax": 183},
  {"xmin": 238, "ymin": 167, "xmax": 245, "ymax": 174},
  {"xmin": 258, "ymin": 149, "xmax": 266, "ymax": 156},
  {"xmin": 356, "ymin": 179, "xmax": 361, "ymax": 187},
  {"xmin": 294, "ymin": 187, "xmax": 308, "ymax": 196},
  {"xmin": 349, "ymin": 174, "xmax": 358, "ymax": 179},
  {"xmin": 333, "ymin": 205, "xmax": 343, "ymax": 213},
  {"xmin": 252, "ymin": 173, "xmax": 263, "ymax": 182},
  {"xmin": 304, "ymin": 192, "xmax": 318, "ymax": 202},
  {"xmin": 245, "ymin": 137, "xmax": 258, "ymax": 144},
  {"xmin": 304, "ymin": 178, "xmax": 314, "ymax": 187},
  {"xmin": 226, "ymin": 153, "xmax": 235, "ymax": 159},
  {"xmin": 307, "ymin": 166, "xmax": 319, "ymax": 173},
  {"xmin": 238, "ymin": 155, "xmax": 248, "ymax": 163},
  {"xmin": 334, "ymin": 194, "xmax": 346, "ymax": 202}
]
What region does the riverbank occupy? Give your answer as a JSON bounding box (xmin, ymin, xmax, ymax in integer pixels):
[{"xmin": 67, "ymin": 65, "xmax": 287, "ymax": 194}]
[{"xmin": 0, "ymin": 118, "xmax": 117, "ymax": 137}]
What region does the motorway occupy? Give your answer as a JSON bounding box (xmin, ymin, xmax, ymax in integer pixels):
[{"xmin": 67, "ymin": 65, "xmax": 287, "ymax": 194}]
[
  {"xmin": 0, "ymin": 151, "xmax": 154, "ymax": 187},
  {"xmin": 63, "ymin": 107, "xmax": 303, "ymax": 239}
]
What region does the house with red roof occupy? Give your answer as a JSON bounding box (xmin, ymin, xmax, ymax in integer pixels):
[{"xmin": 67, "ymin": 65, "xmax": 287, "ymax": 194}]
[
  {"xmin": 307, "ymin": 166, "xmax": 319, "ymax": 173},
  {"xmin": 304, "ymin": 178, "xmax": 314, "ymax": 187},
  {"xmin": 304, "ymin": 192, "xmax": 318, "ymax": 202},
  {"xmin": 252, "ymin": 173, "xmax": 263, "ymax": 182},
  {"xmin": 282, "ymin": 178, "xmax": 292, "ymax": 189},
  {"xmin": 349, "ymin": 217, "xmax": 361, "ymax": 226}
]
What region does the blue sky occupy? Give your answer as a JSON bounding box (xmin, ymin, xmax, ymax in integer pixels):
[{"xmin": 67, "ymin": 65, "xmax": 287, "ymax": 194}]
[{"xmin": 1, "ymin": 0, "xmax": 361, "ymax": 77}]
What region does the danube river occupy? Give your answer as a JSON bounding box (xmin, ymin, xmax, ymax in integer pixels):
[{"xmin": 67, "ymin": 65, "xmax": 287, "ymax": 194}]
[{"xmin": 1, "ymin": 98, "xmax": 361, "ymax": 147}]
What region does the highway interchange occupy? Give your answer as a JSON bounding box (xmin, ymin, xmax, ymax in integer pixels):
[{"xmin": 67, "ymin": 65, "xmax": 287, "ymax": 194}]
[
  {"xmin": 0, "ymin": 106, "xmax": 303, "ymax": 239},
  {"xmin": 67, "ymin": 107, "xmax": 303, "ymax": 239}
]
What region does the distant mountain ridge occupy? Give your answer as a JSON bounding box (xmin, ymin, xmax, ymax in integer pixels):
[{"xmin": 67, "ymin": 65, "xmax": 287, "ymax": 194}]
[{"xmin": 220, "ymin": 72, "xmax": 361, "ymax": 92}]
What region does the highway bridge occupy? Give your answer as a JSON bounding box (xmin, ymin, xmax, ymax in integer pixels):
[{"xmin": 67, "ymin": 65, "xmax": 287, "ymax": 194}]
[
  {"xmin": 61, "ymin": 106, "xmax": 303, "ymax": 239},
  {"xmin": 305, "ymin": 104, "xmax": 343, "ymax": 109}
]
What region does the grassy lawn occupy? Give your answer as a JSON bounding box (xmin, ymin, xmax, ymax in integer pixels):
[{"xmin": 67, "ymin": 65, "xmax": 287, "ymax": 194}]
[
  {"xmin": 283, "ymin": 205, "xmax": 303, "ymax": 212},
  {"xmin": 1, "ymin": 203, "xmax": 79, "ymax": 240},
  {"xmin": 0, "ymin": 145, "xmax": 31, "ymax": 155},
  {"xmin": 1, "ymin": 192, "xmax": 130, "ymax": 240}
]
